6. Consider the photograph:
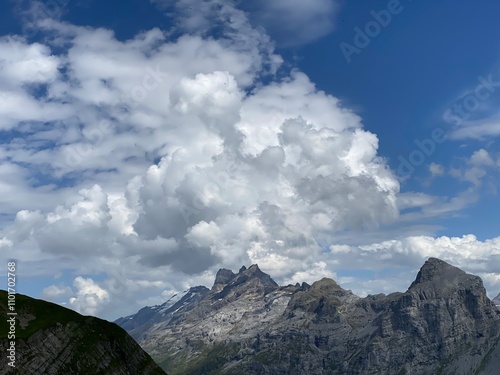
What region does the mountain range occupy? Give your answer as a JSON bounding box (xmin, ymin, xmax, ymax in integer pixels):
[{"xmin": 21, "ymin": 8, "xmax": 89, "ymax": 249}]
[{"xmin": 116, "ymin": 258, "xmax": 500, "ymax": 375}]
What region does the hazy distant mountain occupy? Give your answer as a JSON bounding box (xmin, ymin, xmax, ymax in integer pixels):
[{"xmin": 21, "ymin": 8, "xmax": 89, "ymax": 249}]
[
  {"xmin": 493, "ymin": 293, "xmax": 500, "ymax": 309},
  {"xmin": 117, "ymin": 259, "xmax": 500, "ymax": 375},
  {"xmin": 0, "ymin": 291, "xmax": 167, "ymax": 375}
]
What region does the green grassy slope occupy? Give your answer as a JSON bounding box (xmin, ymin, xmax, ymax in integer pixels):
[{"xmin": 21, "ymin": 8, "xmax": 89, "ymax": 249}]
[{"xmin": 0, "ymin": 290, "xmax": 167, "ymax": 375}]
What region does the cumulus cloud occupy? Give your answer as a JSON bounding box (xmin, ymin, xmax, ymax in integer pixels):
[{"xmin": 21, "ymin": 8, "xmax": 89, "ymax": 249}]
[
  {"xmin": 0, "ymin": 36, "xmax": 59, "ymax": 85},
  {"xmin": 429, "ymin": 162, "xmax": 444, "ymax": 176},
  {"xmin": 470, "ymin": 148, "xmax": 495, "ymax": 166},
  {"xmin": 120, "ymin": 69, "xmax": 400, "ymax": 279},
  {"xmin": 34, "ymin": 185, "xmax": 113, "ymax": 256},
  {"xmin": 449, "ymin": 148, "xmax": 499, "ymax": 187},
  {"xmin": 69, "ymin": 276, "xmax": 110, "ymax": 315},
  {"xmin": 282, "ymin": 261, "xmax": 336, "ymax": 285},
  {"xmin": 0, "ymin": 237, "xmax": 12, "ymax": 249},
  {"xmin": 0, "ymin": 36, "xmax": 70, "ymax": 131},
  {"xmin": 0, "ymin": 18, "xmax": 401, "ymax": 314},
  {"xmin": 0, "ymin": 2, "xmax": 496, "ymax": 318}
]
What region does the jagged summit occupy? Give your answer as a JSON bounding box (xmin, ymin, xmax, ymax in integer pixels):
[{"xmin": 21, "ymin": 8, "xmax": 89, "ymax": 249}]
[
  {"xmin": 211, "ymin": 264, "xmax": 279, "ymax": 300},
  {"xmin": 212, "ymin": 264, "xmax": 277, "ymax": 289},
  {"xmin": 408, "ymin": 257, "xmax": 468, "ymax": 290},
  {"xmin": 244, "ymin": 263, "xmax": 275, "ymax": 278},
  {"xmin": 213, "ymin": 268, "xmax": 236, "ymax": 288}
]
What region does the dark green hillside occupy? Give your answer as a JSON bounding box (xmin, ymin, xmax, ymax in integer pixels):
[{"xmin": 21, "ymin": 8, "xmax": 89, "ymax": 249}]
[{"xmin": 0, "ymin": 290, "xmax": 167, "ymax": 375}]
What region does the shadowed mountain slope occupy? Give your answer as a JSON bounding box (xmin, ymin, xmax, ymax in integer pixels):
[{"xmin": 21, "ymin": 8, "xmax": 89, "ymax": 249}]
[{"xmin": 0, "ymin": 290, "xmax": 167, "ymax": 375}]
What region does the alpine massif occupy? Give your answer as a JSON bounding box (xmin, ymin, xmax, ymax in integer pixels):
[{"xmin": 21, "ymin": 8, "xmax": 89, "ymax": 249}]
[{"xmin": 117, "ymin": 259, "xmax": 500, "ymax": 375}]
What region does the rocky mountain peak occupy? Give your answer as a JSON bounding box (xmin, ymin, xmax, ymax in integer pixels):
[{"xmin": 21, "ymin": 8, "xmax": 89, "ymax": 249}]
[
  {"xmin": 211, "ymin": 264, "xmax": 279, "ymax": 300},
  {"xmin": 242, "ymin": 264, "xmax": 278, "ymax": 287},
  {"xmin": 244, "ymin": 263, "xmax": 263, "ymax": 275},
  {"xmin": 408, "ymin": 257, "xmax": 467, "ymax": 290},
  {"xmin": 213, "ymin": 268, "xmax": 236, "ymax": 288},
  {"xmin": 310, "ymin": 277, "xmax": 342, "ymax": 291}
]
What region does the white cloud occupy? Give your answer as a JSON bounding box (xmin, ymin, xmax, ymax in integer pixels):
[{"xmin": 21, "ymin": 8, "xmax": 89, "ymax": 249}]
[
  {"xmin": 429, "ymin": 162, "xmax": 444, "ymax": 176},
  {"xmin": 450, "ymin": 119, "xmax": 500, "ymax": 140},
  {"xmin": 324, "ymin": 234, "xmax": 500, "ymax": 297},
  {"xmin": 151, "ymin": 0, "xmax": 338, "ymax": 47},
  {"xmin": 69, "ymin": 276, "xmax": 110, "ymax": 315},
  {"xmin": 470, "ymin": 148, "xmax": 495, "ymax": 166},
  {"xmin": 238, "ymin": 0, "xmax": 339, "ymax": 47},
  {"xmin": 0, "ymin": 237, "xmax": 12, "ymax": 249},
  {"xmin": 33, "ymin": 185, "xmax": 113, "ymax": 257},
  {"xmin": 448, "ymin": 149, "xmax": 499, "ymax": 187},
  {"xmin": 0, "ymin": 36, "xmax": 59, "ymax": 85},
  {"xmin": 397, "ymin": 189, "xmax": 478, "ymax": 222},
  {"xmin": 0, "ymin": 21, "xmax": 402, "ymax": 315},
  {"xmin": 41, "ymin": 284, "xmax": 73, "ymax": 300},
  {"xmin": 0, "ymin": 3, "xmax": 496, "ymax": 320},
  {"xmin": 283, "ymin": 261, "xmax": 336, "ymax": 285}
]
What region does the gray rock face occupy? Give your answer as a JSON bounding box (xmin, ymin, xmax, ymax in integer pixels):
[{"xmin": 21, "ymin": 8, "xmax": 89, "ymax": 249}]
[
  {"xmin": 115, "ymin": 285, "xmax": 210, "ymax": 342},
  {"xmin": 213, "ymin": 268, "xmax": 237, "ymax": 291},
  {"xmin": 117, "ymin": 259, "xmax": 500, "ymax": 375}
]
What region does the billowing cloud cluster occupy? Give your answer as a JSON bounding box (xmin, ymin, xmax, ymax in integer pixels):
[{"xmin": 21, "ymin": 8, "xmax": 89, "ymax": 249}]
[{"xmin": 0, "ymin": 2, "xmax": 498, "ymax": 318}]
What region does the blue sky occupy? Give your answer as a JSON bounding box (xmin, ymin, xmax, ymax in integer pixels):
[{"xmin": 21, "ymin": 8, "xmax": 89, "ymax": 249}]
[
  {"xmin": 303, "ymin": 0, "xmax": 500, "ymax": 240},
  {"xmin": 0, "ymin": 0, "xmax": 499, "ymax": 319}
]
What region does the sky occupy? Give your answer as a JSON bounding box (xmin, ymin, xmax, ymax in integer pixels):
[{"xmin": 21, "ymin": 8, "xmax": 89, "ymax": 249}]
[{"xmin": 0, "ymin": 0, "xmax": 499, "ymax": 320}]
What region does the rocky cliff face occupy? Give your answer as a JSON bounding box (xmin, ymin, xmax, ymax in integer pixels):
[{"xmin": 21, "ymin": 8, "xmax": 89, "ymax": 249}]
[
  {"xmin": 0, "ymin": 291, "xmax": 167, "ymax": 375},
  {"xmin": 117, "ymin": 259, "xmax": 500, "ymax": 375}
]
